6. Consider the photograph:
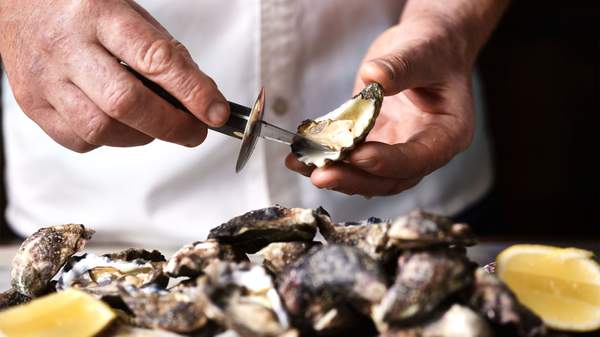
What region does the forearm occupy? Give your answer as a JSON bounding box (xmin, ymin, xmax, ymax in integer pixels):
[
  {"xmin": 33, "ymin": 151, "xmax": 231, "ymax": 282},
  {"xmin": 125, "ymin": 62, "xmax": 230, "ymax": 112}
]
[{"xmin": 400, "ymin": 0, "xmax": 511, "ymax": 62}]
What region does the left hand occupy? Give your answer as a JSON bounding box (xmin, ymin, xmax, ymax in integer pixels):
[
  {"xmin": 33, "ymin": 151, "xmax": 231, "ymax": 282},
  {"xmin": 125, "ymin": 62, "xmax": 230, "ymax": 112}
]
[{"xmin": 286, "ymin": 19, "xmax": 478, "ymax": 197}]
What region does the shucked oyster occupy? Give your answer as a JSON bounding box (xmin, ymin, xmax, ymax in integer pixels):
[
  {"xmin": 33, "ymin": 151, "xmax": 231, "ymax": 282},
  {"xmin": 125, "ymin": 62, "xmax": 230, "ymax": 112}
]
[
  {"xmin": 278, "ymin": 245, "xmax": 386, "ymax": 335},
  {"xmin": 56, "ymin": 249, "xmax": 167, "ymax": 301},
  {"xmin": 11, "ymin": 224, "xmax": 94, "ymax": 297},
  {"xmin": 258, "ymin": 241, "xmax": 320, "ymax": 276},
  {"xmin": 316, "ymin": 208, "xmax": 475, "ymax": 264},
  {"xmin": 292, "ymin": 83, "xmax": 384, "ymax": 167},
  {"xmin": 164, "ymin": 239, "xmax": 247, "ymax": 278},
  {"xmin": 208, "ymin": 206, "xmax": 318, "ymax": 253},
  {"xmin": 372, "ymin": 247, "xmax": 476, "ymax": 331}
]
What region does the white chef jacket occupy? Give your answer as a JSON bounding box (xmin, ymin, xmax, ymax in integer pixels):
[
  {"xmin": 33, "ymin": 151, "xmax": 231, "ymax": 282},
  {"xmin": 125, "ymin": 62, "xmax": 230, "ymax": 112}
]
[{"xmin": 2, "ymin": 0, "xmax": 493, "ymax": 245}]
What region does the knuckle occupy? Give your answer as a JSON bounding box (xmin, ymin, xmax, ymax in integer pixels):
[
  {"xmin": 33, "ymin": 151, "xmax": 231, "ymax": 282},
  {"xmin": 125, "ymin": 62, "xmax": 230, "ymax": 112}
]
[
  {"xmin": 137, "ymin": 38, "xmax": 181, "ymax": 75},
  {"xmin": 105, "ymin": 83, "xmax": 139, "ymax": 119}
]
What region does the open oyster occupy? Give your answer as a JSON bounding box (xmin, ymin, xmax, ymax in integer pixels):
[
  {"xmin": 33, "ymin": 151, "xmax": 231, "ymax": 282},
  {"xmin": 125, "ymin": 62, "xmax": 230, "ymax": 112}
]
[
  {"xmin": 258, "ymin": 242, "xmax": 320, "ymax": 276},
  {"xmin": 11, "ymin": 224, "xmax": 94, "ymax": 297},
  {"xmin": 292, "ymin": 83, "xmax": 383, "ymax": 167},
  {"xmin": 200, "ymin": 261, "xmax": 294, "ymax": 337},
  {"xmin": 316, "ymin": 208, "xmax": 475, "ymax": 264},
  {"xmin": 382, "ymin": 304, "xmax": 492, "ymax": 337},
  {"xmin": 164, "ymin": 240, "xmax": 247, "ymax": 278},
  {"xmin": 464, "ymin": 268, "xmax": 546, "ymax": 337},
  {"xmin": 372, "ymin": 247, "xmax": 476, "ymax": 331},
  {"xmin": 208, "ymin": 206, "xmax": 318, "ymax": 253},
  {"xmin": 278, "ymin": 245, "xmax": 386, "ymax": 335},
  {"xmin": 56, "ymin": 249, "xmax": 168, "ymax": 301}
]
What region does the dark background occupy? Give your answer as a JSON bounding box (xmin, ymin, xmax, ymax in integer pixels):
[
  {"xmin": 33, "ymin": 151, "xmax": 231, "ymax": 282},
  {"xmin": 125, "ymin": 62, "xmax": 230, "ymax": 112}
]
[{"xmin": 1, "ymin": 2, "xmax": 599, "ymax": 240}]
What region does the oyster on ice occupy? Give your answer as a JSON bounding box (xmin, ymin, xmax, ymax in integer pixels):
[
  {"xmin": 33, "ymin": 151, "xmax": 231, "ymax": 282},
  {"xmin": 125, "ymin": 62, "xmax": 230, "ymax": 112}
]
[
  {"xmin": 11, "ymin": 224, "xmax": 94, "ymax": 297},
  {"xmin": 56, "ymin": 249, "xmax": 168, "ymax": 300},
  {"xmin": 208, "ymin": 206, "xmax": 318, "ymax": 253},
  {"xmin": 258, "ymin": 242, "xmax": 320, "ymax": 276},
  {"xmin": 292, "ymin": 83, "xmax": 384, "ymax": 167},
  {"xmin": 278, "ymin": 245, "xmax": 387, "ymax": 335},
  {"xmin": 164, "ymin": 239, "xmax": 247, "ymax": 278},
  {"xmin": 316, "ymin": 208, "xmax": 475, "ymax": 263},
  {"xmin": 372, "ymin": 247, "xmax": 475, "ymax": 331}
]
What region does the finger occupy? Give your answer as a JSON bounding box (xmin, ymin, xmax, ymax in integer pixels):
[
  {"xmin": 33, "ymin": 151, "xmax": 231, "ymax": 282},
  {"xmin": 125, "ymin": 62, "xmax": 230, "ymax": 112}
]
[
  {"xmin": 25, "ymin": 105, "xmax": 97, "ymax": 153},
  {"xmin": 310, "ymin": 163, "xmax": 420, "ymax": 197},
  {"xmin": 45, "ymin": 81, "xmax": 153, "ymax": 147},
  {"xmin": 96, "ymin": 6, "xmax": 230, "ymax": 127},
  {"xmin": 348, "ymin": 126, "xmax": 459, "ymax": 180},
  {"xmin": 359, "ymin": 39, "xmax": 437, "ymax": 96},
  {"xmin": 67, "ymin": 43, "xmax": 207, "ymax": 147},
  {"xmin": 285, "ymin": 154, "xmax": 314, "ymax": 177},
  {"xmin": 124, "ymin": 0, "xmax": 171, "ymax": 35}
]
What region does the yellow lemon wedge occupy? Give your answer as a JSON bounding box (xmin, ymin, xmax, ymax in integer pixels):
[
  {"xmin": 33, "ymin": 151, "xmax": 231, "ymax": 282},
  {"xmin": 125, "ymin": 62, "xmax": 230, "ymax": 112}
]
[
  {"xmin": 496, "ymin": 244, "xmax": 600, "ymax": 332},
  {"xmin": 0, "ymin": 288, "xmax": 115, "ymax": 337}
]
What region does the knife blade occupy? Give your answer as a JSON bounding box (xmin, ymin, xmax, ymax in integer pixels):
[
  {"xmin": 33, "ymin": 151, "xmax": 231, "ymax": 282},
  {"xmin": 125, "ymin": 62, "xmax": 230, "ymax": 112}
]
[{"xmin": 123, "ymin": 63, "xmax": 330, "ymax": 172}]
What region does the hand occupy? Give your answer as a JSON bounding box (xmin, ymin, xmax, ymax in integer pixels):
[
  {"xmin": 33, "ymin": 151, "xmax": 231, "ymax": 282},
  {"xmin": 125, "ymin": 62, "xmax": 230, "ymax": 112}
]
[
  {"xmin": 286, "ymin": 19, "xmax": 481, "ymax": 197},
  {"xmin": 0, "ymin": 0, "xmax": 229, "ymax": 152}
]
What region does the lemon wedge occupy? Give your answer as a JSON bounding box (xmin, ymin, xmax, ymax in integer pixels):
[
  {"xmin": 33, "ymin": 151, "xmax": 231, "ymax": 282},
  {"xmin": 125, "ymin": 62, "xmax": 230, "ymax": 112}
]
[
  {"xmin": 0, "ymin": 288, "xmax": 115, "ymax": 337},
  {"xmin": 496, "ymin": 244, "xmax": 600, "ymax": 332}
]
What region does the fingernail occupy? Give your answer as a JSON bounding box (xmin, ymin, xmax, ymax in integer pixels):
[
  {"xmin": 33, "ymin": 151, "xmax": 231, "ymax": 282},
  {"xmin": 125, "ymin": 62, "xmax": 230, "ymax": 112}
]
[
  {"xmin": 207, "ymin": 101, "xmax": 228, "ymax": 126},
  {"xmin": 354, "ymin": 158, "xmax": 376, "ymax": 169}
]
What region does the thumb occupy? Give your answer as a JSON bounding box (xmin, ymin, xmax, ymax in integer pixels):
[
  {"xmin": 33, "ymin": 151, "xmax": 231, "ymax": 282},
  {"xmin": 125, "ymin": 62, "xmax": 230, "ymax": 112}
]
[{"xmin": 359, "ymin": 45, "xmax": 435, "ymax": 96}]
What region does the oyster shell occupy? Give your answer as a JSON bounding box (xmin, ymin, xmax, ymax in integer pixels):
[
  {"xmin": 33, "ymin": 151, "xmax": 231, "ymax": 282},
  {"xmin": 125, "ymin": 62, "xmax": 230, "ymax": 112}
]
[
  {"xmin": 258, "ymin": 242, "xmax": 319, "ymax": 276},
  {"xmin": 0, "ymin": 288, "xmax": 31, "ymax": 310},
  {"xmin": 382, "ymin": 304, "xmax": 492, "ymax": 337},
  {"xmin": 200, "ymin": 261, "xmax": 293, "ymax": 337},
  {"xmin": 292, "ymin": 83, "xmax": 384, "ymax": 167},
  {"xmin": 208, "ymin": 206, "xmax": 318, "ymax": 253},
  {"xmin": 56, "ymin": 249, "xmax": 167, "ymax": 301},
  {"xmin": 316, "ymin": 208, "xmax": 475, "ymax": 264},
  {"xmin": 11, "ymin": 224, "xmax": 94, "ymax": 297},
  {"xmin": 464, "ymin": 268, "xmax": 546, "ymax": 337},
  {"xmin": 118, "ymin": 282, "xmax": 209, "ymax": 333},
  {"xmin": 278, "ymin": 245, "xmax": 386, "ymax": 335},
  {"xmin": 372, "ymin": 248, "xmax": 476, "ymax": 331},
  {"xmin": 164, "ymin": 239, "xmax": 247, "ymax": 278}
]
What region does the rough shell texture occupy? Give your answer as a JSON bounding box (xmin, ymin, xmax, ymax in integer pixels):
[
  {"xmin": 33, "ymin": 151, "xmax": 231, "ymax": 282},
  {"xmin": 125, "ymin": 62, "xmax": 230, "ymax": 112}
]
[
  {"xmin": 372, "ymin": 248, "xmax": 476, "ymax": 330},
  {"xmin": 11, "ymin": 224, "xmax": 94, "ymax": 296},
  {"xmin": 381, "ymin": 304, "xmax": 492, "ymax": 337},
  {"xmin": 316, "ymin": 208, "xmax": 475, "ymax": 263},
  {"xmin": 292, "ymin": 83, "xmax": 384, "ymax": 168},
  {"xmin": 56, "ymin": 249, "xmax": 168, "ymax": 300},
  {"xmin": 164, "ymin": 240, "xmax": 247, "ymax": 278},
  {"xmin": 119, "ymin": 282, "xmax": 209, "ymax": 333},
  {"xmin": 0, "ymin": 288, "xmax": 31, "ymax": 310},
  {"xmin": 208, "ymin": 206, "xmax": 318, "ymax": 253},
  {"xmin": 464, "ymin": 268, "xmax": 546, "ymax": 337},
  {"xmin": 258, "ymin": 242, "xmax": 320, "ymax": 276},
  {"xmin": 278, "ymin": 245, "xmax": 386, "ymax": 334}
]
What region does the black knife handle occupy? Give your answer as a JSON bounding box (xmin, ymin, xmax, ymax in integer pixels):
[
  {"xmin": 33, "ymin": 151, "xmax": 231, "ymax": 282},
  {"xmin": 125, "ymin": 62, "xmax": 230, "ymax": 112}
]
[{"xmin": 122, "ymin": 63, "xmax": 250, "ymax": 140}]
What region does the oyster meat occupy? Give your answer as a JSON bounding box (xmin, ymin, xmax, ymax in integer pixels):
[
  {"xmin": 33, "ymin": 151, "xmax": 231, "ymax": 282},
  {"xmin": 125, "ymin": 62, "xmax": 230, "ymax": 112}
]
[
  {"xmin": 316, "ymin": 208, "xmax": 475, "ymax": 263},
  {"xmin": 464, "ymin": 268, "xmax": 546, "ymax": 337},
  {"xmin": 372, "ymin": 247, "xmax": 476, "ymax": 331},
  {"xmin": 278, "ymin": 245, "xmax": 387, "ymax": 335},
  {"xmin": 292, "ymin": 83, "xmax": 384, "ymax": 167},
  {"xmin": 208, "ymin": 206, "xmax": 318, "ymax": 253},
  {"xmin": 11, "ymin": 224, "xmax": 94, "ymax": 297},
  {"xmin": 258, "ymin": 241, "xmax": 319, "ymax": 276},
  {"xmin": 56, "ymin": 249, "xmax": 167, "ymax": 301},
  {"xmin": 382, "ymin": 304, "xmax": 492, "ymax": 337},
  {"xmin": 164, "ymin": 239, "xmax": 247, "ymax": 278}
]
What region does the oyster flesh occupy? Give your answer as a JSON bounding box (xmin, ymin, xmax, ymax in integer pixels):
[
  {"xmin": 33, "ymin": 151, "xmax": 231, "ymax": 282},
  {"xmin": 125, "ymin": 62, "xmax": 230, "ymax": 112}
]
[
  {"xmin": 464, "ymin": 268, "xmax": 546, "ymax": 337},
  {"xmin": 56, "ymin": 249, "xmax": 168, "ymax": 300},
  {"xmin": 316, "ymin": 208, "xmax": 475, "ymax": 263},
  {"xmin": 164, "ymin": 239, "xmax": 247, "ymax": 278},
  {"xmin": 382, "ymin": 304, "xmax": 492, "ymax": 337},
  {"xmin": 278, "ymin": 245, "xmax": 387, "ymax": 334},
  {"xmin": 372, "ymin": 247, "xmax": 476, "ymax": 331},
  {"xmin": 208, "ymin": 206, "xmax": 318, "ymax": 253},
  {"xmin": 119, "ymin": 282, "xmax": 209, "ymax": 333},
  {"xmin": 11, "ymin": 224, "xmax": 94, "ymax": 297},
  {"xmin": 292, "ymin": 83, "xmax": 384, "ymax": 167},
  {"xmin": 258, "ymin": 241, "xmax": 320, "ymax": 276}
]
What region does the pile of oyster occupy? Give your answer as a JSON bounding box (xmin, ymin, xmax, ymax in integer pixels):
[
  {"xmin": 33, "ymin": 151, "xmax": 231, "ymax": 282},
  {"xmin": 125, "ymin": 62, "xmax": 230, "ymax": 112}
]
[{"xmin": 1, "ymin": 206, "xmax": 549, "ymax": 337}]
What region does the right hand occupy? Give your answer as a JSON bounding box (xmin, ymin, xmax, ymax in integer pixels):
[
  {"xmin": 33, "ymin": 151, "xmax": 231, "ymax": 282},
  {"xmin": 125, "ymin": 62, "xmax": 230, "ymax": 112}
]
[{"xmin": 0, "ymin": 0, "xmax": 229, "ymax": 152}]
